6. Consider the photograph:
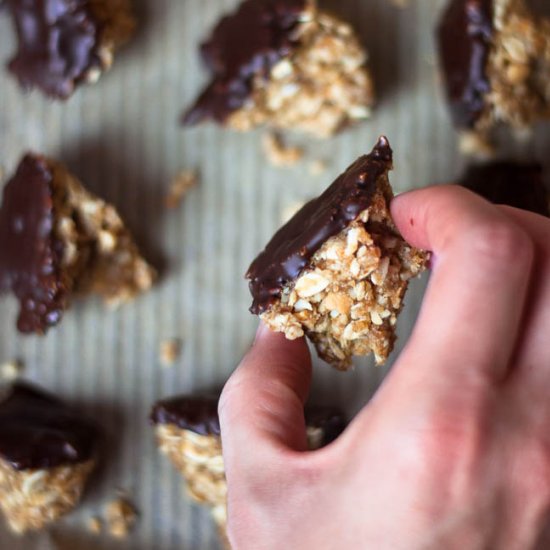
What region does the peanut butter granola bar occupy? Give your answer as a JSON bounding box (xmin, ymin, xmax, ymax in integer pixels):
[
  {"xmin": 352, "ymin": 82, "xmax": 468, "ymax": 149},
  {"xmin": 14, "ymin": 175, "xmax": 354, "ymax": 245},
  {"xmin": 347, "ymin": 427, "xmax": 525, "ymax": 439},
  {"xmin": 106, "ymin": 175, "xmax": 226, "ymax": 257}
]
[
  {"xmin": 183, "ymin": 0, "xmax": 374, "ymax": 138},
  {"xmin": 247, "ymin": 137, "xmax": 427, "ymax": 370},
  {"xmin": 150, "ymin": 395, "xmax": 345, "ymax": 548},
  {"xmin": 0, "ymin": 381, "xmax": 99, "ymax": 533},
  {"xmin": 437, "ymin": 0, "xmax": 550, "ymax": 151},
  {"xmin": 5, "ymin": 0, "xmax": 136, "ymax": 99},
  {"xmin": 0, "ymin": 154, "xmax": 156, "ymax": 335},
  {"xmin": 459, "ymin": 161, "xmax": 549, "ymax": 217}
]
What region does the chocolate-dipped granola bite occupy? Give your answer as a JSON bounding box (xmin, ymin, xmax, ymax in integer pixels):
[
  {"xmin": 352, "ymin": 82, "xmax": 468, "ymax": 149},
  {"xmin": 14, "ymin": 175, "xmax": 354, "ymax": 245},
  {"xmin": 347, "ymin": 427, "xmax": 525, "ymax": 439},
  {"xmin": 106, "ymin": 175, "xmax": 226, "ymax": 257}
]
[
  {"xmin": 437, "ymin": 0, "xmax": 550, "ymax": 151},
  {"xmin": 247, "ymin": 137, "xmax": 428, "ymax": 370},
  {"xmin": 0, "ymin": 154, "xmax": 156, "ymax": 335},
  {"xmin": 5, "ymin": 0, "xmax": 136, "ymax": 99},
  {"xmin": 0, "ymin": 381, "xmax": 99, "ymax": 533},
  {"xmin": 459, "ymin": 162, "xmax": 550, "ymax": 217},
  {"xmin": 183, "ymin": 0, "xmax": 374, "ymax": 138},
  {"xmin": 151, "ymin": 394, "xmax": 346, "ymax": 549}
]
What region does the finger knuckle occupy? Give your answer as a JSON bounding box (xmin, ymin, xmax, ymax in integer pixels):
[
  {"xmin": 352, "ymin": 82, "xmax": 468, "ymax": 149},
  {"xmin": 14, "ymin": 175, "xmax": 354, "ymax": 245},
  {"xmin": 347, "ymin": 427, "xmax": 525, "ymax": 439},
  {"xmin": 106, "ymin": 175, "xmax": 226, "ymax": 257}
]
[{"xmin": 468, "ymin": 219, "xmax": 533, "ymax": 267}]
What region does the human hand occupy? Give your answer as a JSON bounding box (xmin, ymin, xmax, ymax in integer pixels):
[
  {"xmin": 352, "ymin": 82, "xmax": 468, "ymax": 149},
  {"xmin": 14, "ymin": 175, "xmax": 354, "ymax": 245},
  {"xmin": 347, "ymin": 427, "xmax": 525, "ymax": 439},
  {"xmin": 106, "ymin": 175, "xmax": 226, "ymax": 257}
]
[{"xmin": 219, "ymin": 185, "xmax": 550, "ymax": 550}]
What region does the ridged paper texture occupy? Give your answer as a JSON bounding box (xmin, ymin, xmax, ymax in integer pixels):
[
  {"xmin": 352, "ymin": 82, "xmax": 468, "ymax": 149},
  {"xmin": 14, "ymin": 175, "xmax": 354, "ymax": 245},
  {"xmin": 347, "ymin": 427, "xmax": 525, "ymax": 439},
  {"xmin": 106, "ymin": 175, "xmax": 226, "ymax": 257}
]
[{"xmin": 0, "ymin": 0, "xmax": 549, "ymax": 548}]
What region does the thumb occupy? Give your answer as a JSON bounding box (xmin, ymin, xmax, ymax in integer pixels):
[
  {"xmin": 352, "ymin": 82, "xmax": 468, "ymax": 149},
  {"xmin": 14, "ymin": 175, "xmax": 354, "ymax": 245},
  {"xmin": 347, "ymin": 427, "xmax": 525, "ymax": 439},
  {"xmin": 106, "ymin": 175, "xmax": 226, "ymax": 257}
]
[{"xmin": 219, "ymin": 322, "xmax": 312, "ymax": 470}]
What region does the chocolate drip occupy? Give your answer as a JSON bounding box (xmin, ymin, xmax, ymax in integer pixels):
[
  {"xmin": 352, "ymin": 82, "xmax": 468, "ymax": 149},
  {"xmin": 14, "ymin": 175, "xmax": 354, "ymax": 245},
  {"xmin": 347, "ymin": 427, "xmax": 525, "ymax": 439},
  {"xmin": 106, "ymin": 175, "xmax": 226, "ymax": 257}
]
[
  {"xmin": 437, "ymin": 0, "xmax": 493, "ymax": 128},
  {"xmin": 0, "ymin": 154, "xmax": 68, "ymax": 334},
  {"xmin": 0, "ymin": 382, "xmax": 99, "ymax": 470},
  {"xmin": 246, "ymin": 137, "xmax": 393, "ymax": 315},
  {"xmin": 460, "ymin": 162, "xmax": 549, "ymax": 217},
  {"xmin": 182, "ymin": 0, "xmax": 306, "ymax": 125},
  {"xmin": 6, "ymin": 0, "xmax": 103, "ymax": 99}
]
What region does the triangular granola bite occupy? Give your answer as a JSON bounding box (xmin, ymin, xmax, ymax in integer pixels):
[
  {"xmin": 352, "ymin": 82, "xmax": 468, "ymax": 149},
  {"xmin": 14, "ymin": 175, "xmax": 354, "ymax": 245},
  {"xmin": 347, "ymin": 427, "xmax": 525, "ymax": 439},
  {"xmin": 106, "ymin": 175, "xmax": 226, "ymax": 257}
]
[
  {"xmin": 183, "ymin": 0, "xmax": 374, "ymax": 138},
  {"xmin": 0, "ymin": 154, "xmax": 156, "ymax": 334},
  {"xmin": 247, "ymin": 137, "xmax": 428, "ymax": 370}
]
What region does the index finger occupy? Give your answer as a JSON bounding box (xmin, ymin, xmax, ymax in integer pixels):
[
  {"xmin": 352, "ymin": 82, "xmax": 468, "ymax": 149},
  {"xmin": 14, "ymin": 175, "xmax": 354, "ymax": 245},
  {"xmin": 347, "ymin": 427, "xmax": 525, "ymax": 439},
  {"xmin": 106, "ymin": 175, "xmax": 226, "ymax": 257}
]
[{"xmin": 388, "ymin": 185, "xmax": 534, "ymax": 393}]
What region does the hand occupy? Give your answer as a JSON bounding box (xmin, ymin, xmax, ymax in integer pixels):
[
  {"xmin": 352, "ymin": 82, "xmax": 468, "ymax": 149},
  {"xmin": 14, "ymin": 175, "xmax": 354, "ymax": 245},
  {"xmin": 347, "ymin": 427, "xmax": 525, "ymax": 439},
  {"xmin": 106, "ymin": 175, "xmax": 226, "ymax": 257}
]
[{"xmin": 219, "ymin": 185, "xmax": 550, "ymax": 550}]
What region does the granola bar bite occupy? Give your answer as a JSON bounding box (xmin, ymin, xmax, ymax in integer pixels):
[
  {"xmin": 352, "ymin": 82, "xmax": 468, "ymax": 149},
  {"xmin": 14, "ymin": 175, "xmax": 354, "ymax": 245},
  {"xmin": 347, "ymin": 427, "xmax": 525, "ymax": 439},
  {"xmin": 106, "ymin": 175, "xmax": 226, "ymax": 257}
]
[
  {"xmin": 459, "ymin": 161, "xmax": 550, "ymax": 217},
  {"xmin": 246, "ymin": 137, "xmax": 427, "ymax": 370},
  {"xmin": 183, "ymin": 0, "xmax": 374, "ymax": 138},
  {"xmin": 5, "ymin": 0, "xmax": 136, "ymax": 99},
  {"xmin": 0, "ymin": 153, "xmax": 156, "ymax": 335},
  {"xmin": 0, "ymin": 381, "xmax": 99, "ymax": 533},
  {"xmin": 437, "ymin": 0, "xmax": 550, "ymax": 151},
  {"xmin": 150, "ymin": 394, "xmax": 345, "ymax": 548}
]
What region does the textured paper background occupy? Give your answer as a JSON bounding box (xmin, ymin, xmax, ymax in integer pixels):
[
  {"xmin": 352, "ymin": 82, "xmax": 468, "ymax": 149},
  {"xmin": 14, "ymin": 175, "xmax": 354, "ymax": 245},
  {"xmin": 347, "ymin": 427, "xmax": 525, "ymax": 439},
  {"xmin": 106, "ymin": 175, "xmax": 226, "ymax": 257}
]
[{"xmin": 0, "ymin": 0, "xmax": 549, "ymax": 548}]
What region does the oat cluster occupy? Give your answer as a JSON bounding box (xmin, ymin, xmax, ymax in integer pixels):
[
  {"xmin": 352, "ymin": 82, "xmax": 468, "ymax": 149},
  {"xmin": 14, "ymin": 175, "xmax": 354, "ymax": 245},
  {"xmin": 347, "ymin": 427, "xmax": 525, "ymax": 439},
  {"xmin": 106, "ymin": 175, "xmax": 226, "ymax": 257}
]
[
  {"xmin": 85, "ymin": 0, "xmax": 137, "ymax": 84},
  {"xmin": 260, "ymin": 178, "xmax": 427, "ymax": 370},
  {"xmin": 465, "ymin": 0, "xmax": 550, "ymax": 148},
  {"xmin": 50, "ymin": 159, "xmax": 156, "ymax": 308},
  {"xmin": 228, "ymin": 6, "xmax": 374, "ymax": 137},
  {"xmin": 155, "ymin": 425, "xmax": 229, "ymax": 545},
  {"xmin": 0, "ymin": 458, "xmax": 95, "ymax": 533}
]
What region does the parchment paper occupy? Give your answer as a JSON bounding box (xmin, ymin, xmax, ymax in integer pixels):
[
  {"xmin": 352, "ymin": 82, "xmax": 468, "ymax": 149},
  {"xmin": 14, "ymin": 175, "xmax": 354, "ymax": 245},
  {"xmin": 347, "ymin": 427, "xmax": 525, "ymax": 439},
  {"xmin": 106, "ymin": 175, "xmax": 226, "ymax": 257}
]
[{"xmin": 0, "ymin": 0, "xmax": 549, "ymax": 548}]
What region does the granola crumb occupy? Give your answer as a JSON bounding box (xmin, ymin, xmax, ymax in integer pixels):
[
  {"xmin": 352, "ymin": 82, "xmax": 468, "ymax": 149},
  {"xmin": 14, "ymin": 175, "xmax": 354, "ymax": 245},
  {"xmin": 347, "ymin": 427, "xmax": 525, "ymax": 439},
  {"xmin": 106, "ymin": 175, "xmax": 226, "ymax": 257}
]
[
  {"xmin": 0, "ymin": 360, "xmax": 24, "ymax": 382},
  {"xmin": 87, "ymin": 516, "xmax": 102, "ymax": 534},
  {"xmin": 105, "ymin": 496, "xmax": 137, "ymax": 539},
  {"xmin": 389, "ymin": 0, "xmax": 410, "ymax": 7},
  {"xmin": 165, "ymin": 170, "xmax": 198, "ymax": 209},
  {"xmin": 262, "ymin": 133, "xmax": 304, "ymax": 168},
  {"xmin": 159, "ymin": 338, "xmax": 182, "ymax": 367},
  {"xmin": 458, "ymin": 131, "xmax": 496, "ymax": 159},
  {"xmin": 308, "ymin": 159, "xmax": 327, "ymax": 176}
]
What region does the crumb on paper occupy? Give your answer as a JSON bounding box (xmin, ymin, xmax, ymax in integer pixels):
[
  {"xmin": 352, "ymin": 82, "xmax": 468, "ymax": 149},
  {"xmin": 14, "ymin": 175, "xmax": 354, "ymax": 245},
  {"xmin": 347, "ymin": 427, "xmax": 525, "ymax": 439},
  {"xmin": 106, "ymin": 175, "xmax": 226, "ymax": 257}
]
[
  {"xmin": 0, "ymin": 359, "xmax": 24, "ymax": 382},
  {"xmin": 281, "ymin": 200, "xmax": 307, "ymax": 224},
  {"xmin": 87, "ymin": 516, "xmax": 102, "ymax": 534},
  {"xmin": 165, "ymin": 170, "xmax": 198, "ymax": 209},
  {"xmin": 389, "ymin": 0, "xmax": 410, "ymax": 7},
  {"xmin": 458, "ymin": 131, "xmax": 496, "ymax": 160},
  {"xmin": 308, "ymin": 159, "xmax": 327, "ymax": 176},
  {"xmin": 262, "ymin": 133, "xmax": 304, "ymax": 168},
  {"xmin": 159, "ymin": 338, "xmax": 182, "ymax": 367},
  {"xmin": 105, "ymin": 496, "xmax": 138, "ymax": 539}
]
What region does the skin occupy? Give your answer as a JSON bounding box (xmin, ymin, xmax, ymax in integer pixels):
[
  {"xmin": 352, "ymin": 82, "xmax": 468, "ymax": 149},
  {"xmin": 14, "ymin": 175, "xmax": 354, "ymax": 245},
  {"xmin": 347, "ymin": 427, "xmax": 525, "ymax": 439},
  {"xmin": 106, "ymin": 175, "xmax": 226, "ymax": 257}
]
[{"xmin": 219, "ymin": 185, "xmax": 550, "ymax": 550}]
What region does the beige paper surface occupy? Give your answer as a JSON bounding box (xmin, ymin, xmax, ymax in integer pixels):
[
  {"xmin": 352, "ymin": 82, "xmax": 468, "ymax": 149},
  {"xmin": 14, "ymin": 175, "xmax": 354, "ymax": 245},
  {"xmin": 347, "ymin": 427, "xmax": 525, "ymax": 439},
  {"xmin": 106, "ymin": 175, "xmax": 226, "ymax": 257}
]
[{"xmin": 0, "ymin": 0, "xmax": 549, "ymax": 548}]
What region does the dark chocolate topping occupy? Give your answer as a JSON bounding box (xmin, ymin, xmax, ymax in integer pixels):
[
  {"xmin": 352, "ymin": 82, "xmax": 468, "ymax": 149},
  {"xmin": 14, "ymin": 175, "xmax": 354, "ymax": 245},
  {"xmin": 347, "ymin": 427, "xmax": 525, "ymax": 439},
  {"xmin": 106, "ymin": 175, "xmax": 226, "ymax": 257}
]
[
  {"xmin": 0, "ymin": 154, "xmax": 68, "ymax": 334},
  {"xmin": 6, "ymin": 0, "xmax": 103, "ymax": 99},
  {"xmin": 460, "ymin": 162, "xmax": 550, "ymax": 217},
  {"xmin": 182, "ymin": 0, "xmax": 306, "ymax": 125},
  {"xmin": 151, "ymin": 395, "xmax": 221, "ymax": 436},
  {"xmin": 246, "ymin": 137, "xmax": 393, "ymax": 315},
  {"xmin": 437, "ymin": 0, "xmax": 493, "ymax": 128},
  {"xmin": 150, "ymin": 395, "xmax": 346, "ymax": 444},
  {"xmin": 0, "ymin": 382, "xmax": 99, "ymax": 470}
]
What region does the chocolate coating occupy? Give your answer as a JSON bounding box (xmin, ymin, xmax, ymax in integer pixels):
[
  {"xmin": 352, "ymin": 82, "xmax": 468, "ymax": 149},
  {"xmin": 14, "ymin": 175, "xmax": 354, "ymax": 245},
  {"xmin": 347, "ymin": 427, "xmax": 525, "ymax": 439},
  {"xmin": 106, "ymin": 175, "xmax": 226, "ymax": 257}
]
[
  {"xmin": 460, "ymin": 162, "xmax": 550, "ymax": 217},
  {"xmin": 437, "ymin": 0, "xmax": 493, "ymax": 128},
  {"xmin": 150, "ymin": 395, "xmax": 346, "ymax": 444},
  {"xmin": 183, "ymin": 0, "xmax": 306, "ymax": 125},
  {"xmin": 247, "ymin": 137, "xmax": 393, "ymax": 315},
  {"xmin": 151, "ymin": 395, "xmax": 221, "ymax": 436},
  {"xmin": 0, "ymin": 154, "xmax": 68, "ymax": 334},
  {"xmin": 0, "ymin": 382, "xmax": 99, "ymax": 470},
  {"xmin": 6, "ymin": 0, "xmax": 103, "ymax": 99}
]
